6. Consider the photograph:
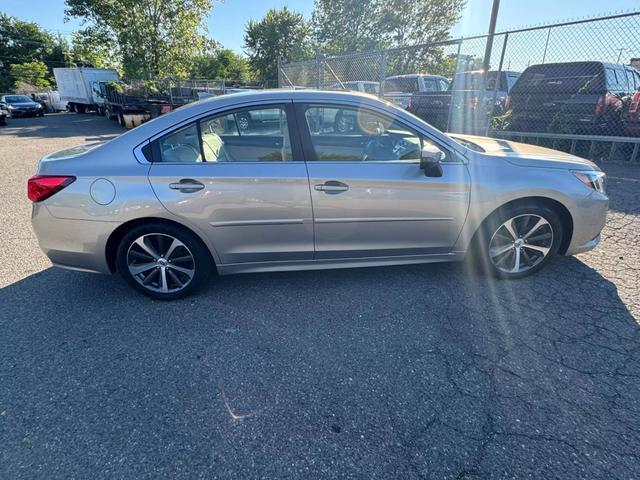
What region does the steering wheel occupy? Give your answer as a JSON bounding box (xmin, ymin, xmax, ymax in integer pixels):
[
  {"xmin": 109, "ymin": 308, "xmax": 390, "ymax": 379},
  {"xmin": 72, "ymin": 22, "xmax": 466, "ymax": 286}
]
[{"xmin": 362, "ymin": 134, "xmax": 397, "ymax": 161}]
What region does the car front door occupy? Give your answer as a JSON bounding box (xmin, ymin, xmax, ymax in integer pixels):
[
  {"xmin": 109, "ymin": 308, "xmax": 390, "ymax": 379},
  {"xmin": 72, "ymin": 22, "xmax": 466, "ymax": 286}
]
[
  {"xmin": 298, "ymin": 103, "xmax": 470, "ymax": 259},
  {"xmin": 147, "ymin": 102, "xmax": 314, "ymax": 265}
]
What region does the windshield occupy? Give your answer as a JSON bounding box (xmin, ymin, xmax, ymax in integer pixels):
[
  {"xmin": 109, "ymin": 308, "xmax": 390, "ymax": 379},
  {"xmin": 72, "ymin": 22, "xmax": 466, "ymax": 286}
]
[
  {"xmin": 4, "ymin": 95, "xmax": 33, "ymax": 103},
  {"xmin": 384, "ymin": 78, "xmax": 419, "ymax": 93}
]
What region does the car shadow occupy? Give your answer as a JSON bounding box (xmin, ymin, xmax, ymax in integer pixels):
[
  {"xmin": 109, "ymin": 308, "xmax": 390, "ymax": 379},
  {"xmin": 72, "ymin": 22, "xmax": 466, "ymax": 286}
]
[
  {"xmin": 1, "ymin": 256, "xmax": 638, "ymax": 478},
  {"xmin": 1, "ymin": 113, "xmax": 123, "ymax": 141}
]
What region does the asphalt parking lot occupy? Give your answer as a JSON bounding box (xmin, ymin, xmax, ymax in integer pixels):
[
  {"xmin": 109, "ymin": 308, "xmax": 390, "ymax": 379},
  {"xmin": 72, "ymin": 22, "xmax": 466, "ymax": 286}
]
[{"xmin": 1, "ymin": 113, "xmax": 639, "ymax": 479}]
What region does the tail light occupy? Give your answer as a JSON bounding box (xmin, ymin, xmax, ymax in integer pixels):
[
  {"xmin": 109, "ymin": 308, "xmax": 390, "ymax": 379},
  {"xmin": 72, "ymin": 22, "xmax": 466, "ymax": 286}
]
[
  {"xmin": 629, "ymin": 92, "xmax": 640, "ymax": 113},
  {"xmin": 504, "ymin": 95, "xmax": 511, "ymax": 110},
  {"xmin": 28, "ymin": 175, "xmax": 76, "ymax": 202},
  {"xmin": 595, "ymin": 95, "xmax": 606, "ymax": 115}
]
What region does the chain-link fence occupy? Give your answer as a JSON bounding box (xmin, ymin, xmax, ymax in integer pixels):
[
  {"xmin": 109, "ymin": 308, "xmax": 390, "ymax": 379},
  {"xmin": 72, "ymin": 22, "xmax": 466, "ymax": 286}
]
[{"xmin": 279, "ymin": 12, "xmax": 640, "ymax": 162}]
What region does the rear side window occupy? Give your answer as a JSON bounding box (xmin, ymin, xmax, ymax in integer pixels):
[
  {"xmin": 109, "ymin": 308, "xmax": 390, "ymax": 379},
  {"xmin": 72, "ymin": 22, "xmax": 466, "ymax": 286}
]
[
  {"xmin": 157, "ymin": 123, "xmax": 202, "ymax": 163},
  {"xmin": 510, "ymin": 63, "xmax": 605, "ymax": 94},
  {"xmin": 152, "ymin": 105, "xmax": 293, "ymax": 163},
  {"xmin": 383, "ymin": 78, "xmax": 419, "ymax": 93}
]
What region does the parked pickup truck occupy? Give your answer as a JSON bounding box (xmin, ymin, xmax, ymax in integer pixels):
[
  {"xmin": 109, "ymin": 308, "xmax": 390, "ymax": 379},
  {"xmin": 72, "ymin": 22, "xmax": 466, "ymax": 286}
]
[
  {"xmin": 505, "ymin": 61, "xmax": 640, "ymax": 136},
  {"xmin": 408, "ymin": 70, "xmax": 520, "ymax": 132},
  {"xmin": 382, "ymin": 74, "xmax": 450, "ymax": 109}
]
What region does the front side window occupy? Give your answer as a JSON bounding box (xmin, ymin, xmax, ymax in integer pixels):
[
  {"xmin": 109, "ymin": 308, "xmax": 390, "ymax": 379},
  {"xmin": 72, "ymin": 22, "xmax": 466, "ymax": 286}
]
[
  {"xmin": 303, "ymin": 105, "xmax": 447, "ymax": 162},
  {"xmin": 154, "ymin": 105, "xmax": 293, "ymax": 163}
]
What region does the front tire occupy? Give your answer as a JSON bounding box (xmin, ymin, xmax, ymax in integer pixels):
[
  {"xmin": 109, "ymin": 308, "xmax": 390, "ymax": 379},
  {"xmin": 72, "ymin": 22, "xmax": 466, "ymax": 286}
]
[
  {"xmin": 116, "ymin": 223, "xmax": 213, "ymax": 300},
  {"xmin": 473, "ymin": 203, "xmax": 563, "ymax": 279}
]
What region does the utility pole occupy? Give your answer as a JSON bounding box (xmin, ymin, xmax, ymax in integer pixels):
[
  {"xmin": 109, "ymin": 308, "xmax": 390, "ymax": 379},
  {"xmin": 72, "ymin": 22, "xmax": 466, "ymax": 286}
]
[
  {"xmin": 478, "ymin": 0, "xmax": 501, "ymax": 135},
  {"xmin": 482, "ymin": 0, "xmax": 501, "ymax": 74}
]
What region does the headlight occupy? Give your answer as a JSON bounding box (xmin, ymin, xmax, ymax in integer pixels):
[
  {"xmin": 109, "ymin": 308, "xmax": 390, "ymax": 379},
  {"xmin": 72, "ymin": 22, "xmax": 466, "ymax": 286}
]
[
  {"xmin": 572, "ymin": 170, "xmax": 606, "ymax": 194},
  {"xmin": 7, "ymin": 105, "xmax": 14, "ymax": 110}
]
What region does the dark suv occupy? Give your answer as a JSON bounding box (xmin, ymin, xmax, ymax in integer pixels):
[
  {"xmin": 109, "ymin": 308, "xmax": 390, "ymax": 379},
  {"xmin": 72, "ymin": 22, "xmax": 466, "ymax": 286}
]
[{"xmin": 504, "ymin": 61, "xmax": 640, "ymax": 136}]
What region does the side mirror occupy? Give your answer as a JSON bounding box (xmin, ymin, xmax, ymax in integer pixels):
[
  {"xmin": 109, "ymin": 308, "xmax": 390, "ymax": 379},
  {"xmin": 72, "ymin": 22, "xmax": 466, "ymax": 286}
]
[{"xmin": 420, "ymin": 146, "xmax": 444, "ymax": 177}]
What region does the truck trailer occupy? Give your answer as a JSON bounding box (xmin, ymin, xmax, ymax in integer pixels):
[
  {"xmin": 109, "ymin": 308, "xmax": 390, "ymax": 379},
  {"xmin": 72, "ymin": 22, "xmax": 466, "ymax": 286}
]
[{"xmin": 53, "ymin": 67, "xmax": 120, "ymax": 114}]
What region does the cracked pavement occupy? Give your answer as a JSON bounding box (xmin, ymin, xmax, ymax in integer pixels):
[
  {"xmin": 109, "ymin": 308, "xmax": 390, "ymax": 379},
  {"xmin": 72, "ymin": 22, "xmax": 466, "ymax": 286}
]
[{"xmin": 1, "ymin": 114, "xmax": 639, "ymax": 479}]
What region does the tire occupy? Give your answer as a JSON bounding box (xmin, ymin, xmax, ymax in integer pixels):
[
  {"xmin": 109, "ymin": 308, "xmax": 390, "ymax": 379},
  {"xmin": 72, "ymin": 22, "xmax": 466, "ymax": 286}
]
[
  {"xmin": 472, "ymin": 203, "xmax": 563, "ymax": 279},
  {"xmin": 77, "ymin": 105, "xmax": 86, "ymax": 114},
  {"xmin": 105, "ymin": 108, "xmax": 113, "ymax": 120},
  {"xmin": 117, "ymin": 113, "xmax": 125, "ymax": 127},
  {"xmin": 116, "ymin": 223, "xmax": 213, "ymax": 300},
  {"xmin": 68, "ymin": 103, "xmax": 76, "ymax": 113},
  {"xmin": 38, "ymin": 112, "xmax": 44, "ymax": 117}
]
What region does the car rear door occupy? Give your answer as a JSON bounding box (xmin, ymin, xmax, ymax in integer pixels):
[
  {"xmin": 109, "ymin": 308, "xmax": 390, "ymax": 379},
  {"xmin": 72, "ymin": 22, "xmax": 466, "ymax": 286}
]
[
  {"xmin": 146, "ymin": 102, "xmax": 314, "ymax": 265},
  {"xmin": 297, "ymin": 102, "xmax": 470, "ymax": 259}
]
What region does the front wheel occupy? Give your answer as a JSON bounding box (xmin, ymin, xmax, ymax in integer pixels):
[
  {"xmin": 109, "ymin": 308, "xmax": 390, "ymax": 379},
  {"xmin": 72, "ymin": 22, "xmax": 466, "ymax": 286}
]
[
  {"xmin": 116, "ymin": 223, "xmax": 213, "ymax": 300},
  {"xmin": 473, "ymin": 204, "xmax": 563, "ymax": 279}
]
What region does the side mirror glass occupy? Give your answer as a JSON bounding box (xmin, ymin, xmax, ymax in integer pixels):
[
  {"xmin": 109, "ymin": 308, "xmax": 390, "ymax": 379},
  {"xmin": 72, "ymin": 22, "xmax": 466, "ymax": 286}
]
[{"xmin": 420, "ymin": 145, "xmax": 444, "ymax": 177}]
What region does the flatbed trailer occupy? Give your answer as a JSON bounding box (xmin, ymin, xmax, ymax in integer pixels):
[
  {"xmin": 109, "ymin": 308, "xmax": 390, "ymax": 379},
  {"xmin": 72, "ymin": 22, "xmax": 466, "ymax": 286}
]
[{"xmin": 102, "ymin": 83, "xmax": 172, "ymax": 129}]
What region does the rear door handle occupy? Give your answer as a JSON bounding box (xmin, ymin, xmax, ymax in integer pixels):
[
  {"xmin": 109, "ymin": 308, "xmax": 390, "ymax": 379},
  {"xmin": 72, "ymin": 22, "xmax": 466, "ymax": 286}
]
[
  {"xmin": 169, "ymin": 179, "xmax": 205, "ymax": 192},
  {"xmin": 314, "ymin": 181, "xmax": 349, "ymax": 194}
]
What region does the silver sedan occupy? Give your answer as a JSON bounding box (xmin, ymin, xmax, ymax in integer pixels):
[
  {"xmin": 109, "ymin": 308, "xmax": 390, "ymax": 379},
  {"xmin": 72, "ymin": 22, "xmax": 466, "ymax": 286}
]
[{"xmin": 29, "ymin": 90, "xmax": 608, "ymax": 299}]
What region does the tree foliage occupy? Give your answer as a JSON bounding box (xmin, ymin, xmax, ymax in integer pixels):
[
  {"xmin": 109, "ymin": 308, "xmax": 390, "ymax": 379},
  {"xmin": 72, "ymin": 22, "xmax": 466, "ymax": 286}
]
[
  {"xmin": 191, "ymin": 49, "xmax": 252, "ymax": 84},
  {"xmin": 311, "ymin": 0, "xmax": 381, "ymax": 55},
  {"xmin": 0, "ymin": 13, "xmax": 68, "ymax": 91},
  {"xmin": 70, "ymin": 27, "xmax": 119, "ymax": 69},
  {"xmin": 311, "ymin": 0, "xmax": 466, "ymax": 76},
  {"xmin": 64, "ymin": 0, "xmax": 215, "ymax": 80},
  {"xmin": 10, "ymin": 60, "xmax": 52, "ymax": 88},
  {"xmin": 244, "ymin": 7, "xmax": 311, "ymax": 83}
]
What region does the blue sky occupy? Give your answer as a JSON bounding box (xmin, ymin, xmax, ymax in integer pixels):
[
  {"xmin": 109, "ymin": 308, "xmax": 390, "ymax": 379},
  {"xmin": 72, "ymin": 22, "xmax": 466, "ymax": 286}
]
[{"xmin": 2, "ymin": 0, "xmax": 639, "ymax": 54}]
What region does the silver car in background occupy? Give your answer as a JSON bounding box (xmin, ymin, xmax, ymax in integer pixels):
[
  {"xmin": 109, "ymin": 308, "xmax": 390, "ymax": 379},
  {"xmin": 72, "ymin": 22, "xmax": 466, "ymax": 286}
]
[{"xmin": 29, "ymin": 90, "xmax": 608, "ymax": 299}]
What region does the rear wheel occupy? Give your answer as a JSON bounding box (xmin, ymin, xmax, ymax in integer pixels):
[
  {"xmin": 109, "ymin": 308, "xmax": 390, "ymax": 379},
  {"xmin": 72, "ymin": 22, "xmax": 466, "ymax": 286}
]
[
  {"xmin": 116, "ymin": 223, "xmax": 213, "ymax": 300},
  {"xmin": 473, "ymin": 203, "xmax": 563, "ymax": 279},
  {"xmin": 117, "ymin": 113, "xmax": 125, "ymax": 126}
]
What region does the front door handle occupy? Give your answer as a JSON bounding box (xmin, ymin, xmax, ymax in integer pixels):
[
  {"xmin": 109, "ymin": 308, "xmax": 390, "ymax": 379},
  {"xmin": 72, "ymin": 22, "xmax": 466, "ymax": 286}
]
[
  {"xmin": 314, "ymin": 181, "xmax": 349, "ymax": 194},
  {"xmin": 169, "ymin": 179, "xmax": 205, "ymax": 192}
]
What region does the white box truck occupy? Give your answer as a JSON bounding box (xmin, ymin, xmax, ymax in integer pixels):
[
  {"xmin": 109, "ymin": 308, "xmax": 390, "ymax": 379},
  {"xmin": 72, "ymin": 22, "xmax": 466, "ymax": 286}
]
[{"xmin": 53, "ymin": 67, "xmax": 119, "ymax": 114}]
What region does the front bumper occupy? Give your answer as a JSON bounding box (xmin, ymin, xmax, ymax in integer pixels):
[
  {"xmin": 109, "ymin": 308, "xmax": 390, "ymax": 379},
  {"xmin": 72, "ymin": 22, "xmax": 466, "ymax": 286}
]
[
  {"xmin": 31, "ymin": 203, "xmax": 117, "ymax": 274},
  {"xmin": 564, "ymin": 190, "xmax": 609, "ymax": 256}
]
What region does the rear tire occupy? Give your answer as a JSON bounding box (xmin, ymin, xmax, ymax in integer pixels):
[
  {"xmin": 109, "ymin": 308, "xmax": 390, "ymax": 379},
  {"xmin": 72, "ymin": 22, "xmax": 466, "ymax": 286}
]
[
  {"xmin": 117, "ymin": 113, "xmax": 125, "ymax": 127},
  {"xmin": 116, "ymin": 223, "xmax": 213, "ymax": 300},
  {"xmin": 472, "ymin": 203, "xmax": 563, "ymax": 279}
]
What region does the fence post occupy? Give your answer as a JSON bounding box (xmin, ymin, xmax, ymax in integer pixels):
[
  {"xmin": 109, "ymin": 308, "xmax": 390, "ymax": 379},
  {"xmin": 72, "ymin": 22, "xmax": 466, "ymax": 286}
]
[
  {"xmin": 277, "ymin": 57, "xmax": 282, "ymax": 88},
  {"xmin": 315, "ymin": 53, "xmax": 323, "ymax": 89},
  {"xmin": 378, "ymin": 50, "xmax": 388, "ymax": 96}
]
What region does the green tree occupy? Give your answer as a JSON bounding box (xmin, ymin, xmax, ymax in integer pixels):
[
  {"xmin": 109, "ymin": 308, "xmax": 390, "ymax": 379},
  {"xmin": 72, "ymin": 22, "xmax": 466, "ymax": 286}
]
[
  {"xmin": 311, "ymin": 0, "xmax": 381, "ymax": 55},
  {"xmin": 0, "ymin": 13, "xmax": 68, "ymax": 91},
  {"xmin": 244, "ymin": 7, "xmax": 311, "ymax": 83},
  {"xmin": 192, "ymin": 49, "xmax": 252, "ymax": 83},
  {"xmin": 10, "ymin": 60, "xmax": 52, "ymax": 88},
  {"xmin": 70, "ymin": 27, "xmax": 119, "ymax": 69},
  {"xmin": 311, "ymin": 0, "xmax": 466, "ymax": 75},
  {"xmin": 64, "ymin": 0, "xmax": 215, "ymax": 79}
]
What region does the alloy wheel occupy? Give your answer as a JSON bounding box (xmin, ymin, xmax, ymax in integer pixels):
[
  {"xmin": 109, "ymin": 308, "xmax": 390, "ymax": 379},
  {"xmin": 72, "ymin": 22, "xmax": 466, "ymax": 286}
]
[
  {"xmin": 126, "ymin": 233, "xmax": 196, "ymax": 294},
  {"xmin": 488, "ymin": 214, "xmax": 554, "ymax": 274}
]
